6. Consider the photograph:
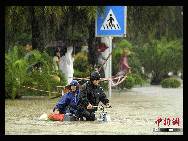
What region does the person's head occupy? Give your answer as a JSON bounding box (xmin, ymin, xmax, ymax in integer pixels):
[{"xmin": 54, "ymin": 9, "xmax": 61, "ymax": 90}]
[
  {"xmin": 90, "ymin": 71, "xmax": 101, "ymax": 86},
  {"xmin": 57, "ymin": 47, "xmax": 61, "ymax": 52},
  {"xmin": 54, "ymin": 50, "xmax": 60, "ymax": 57},
  {"xmin": 122, "ymin": 48, "xmax": 130, "ymax": 56},
  {"xmin": 70, "ymin": 80, "xmax": 79, "ymax": 92},
  {"xmin": 56, "ymin": 52, "xmax": 60, "ymax": 57}
]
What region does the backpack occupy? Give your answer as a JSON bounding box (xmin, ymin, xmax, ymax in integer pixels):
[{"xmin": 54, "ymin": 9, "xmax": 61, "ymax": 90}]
[{"xmin": 48, "ymin": 113, "xmax": 65, "ymax": 121}]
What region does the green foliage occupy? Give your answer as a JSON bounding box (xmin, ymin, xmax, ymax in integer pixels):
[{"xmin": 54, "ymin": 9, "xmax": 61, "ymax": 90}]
[
  {"xmin": 5, "ymin": 6, "xmax": 31, "ymax": 50},
  {"xmin": 113, "ymin": 39, "xmax": 143, "ymax": 76},
  {"xmin": 5, "ymin": 6, "xmax": 183, "ymax": 92},
  {"xmin": 129, "ymin": 73, "xmax": 146, "ymax": 86},
  {"xmin": 115, "ymin": 39, "xmax": 133, "ymax": 50},
  {"xmin": 127, "ymin": 6, "xmax": 183, "ymax": 46},
  {"xmin": 15, "ymin": 33, "xmax": 32, "ymax": 45},
  {"xmin": 74, "ymin": 51, "xmax": 91, "ymax": 78},
  {"xmin": 23, "ymin": 50, "xmax": 67, "ymax": 95},
  {"xmin": 56, "ymin": 70, "xmax": 67, "ymax": 86},
  {"xmin": 124, "ymin": 75, "xmax": 135, "ymax": 89},
  {"xmin": 5, "ymin": 46, "xmax": 29, "ymax": 99},
  {"xmin": 5, "ymin": 6, "xmax": 105, "ymax": 60},
  {"xmin": 112, "ymin": 40, "xmax": 130, "ymax": 75},
  {"xmin": 112, "ymin": 39, "xmax": 148, "ymax": 89},
  {"xmin": 128, "ymin": 52, "xmax": 143, "ymax": 75},
  {"xmin": 25, "ymin": 50, "xmax": 42, "ymax": 64},
  {"xmin": 117, "ymin": 73, "xmax": 146, "ymax": 90},
  {"xmin": 5, "ymin": 46, "xmax": 67, "ymax": 99},
  {"xmin": 139, "ymin": 38, "xmax": 183, "ymax": 84},
  {"xmin": 161, "ymin": 78, "xmax": 181, "ymax": 88},
  {"xmin": 100, "ymin": 81, "xmax": 108, "ymax": 91}
]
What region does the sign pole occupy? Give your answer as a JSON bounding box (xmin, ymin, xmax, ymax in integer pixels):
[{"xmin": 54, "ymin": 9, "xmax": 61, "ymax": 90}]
[
  {"xmin": 101, "ymin": 36, "xmax": 112, "ymax": 98},
  {"xmin": 96, "ymin": 6, "xmax": 127, "ymax": 98},
  {"xmin": 108, "ymin": 36, "xmax": 112, "ymax": 98}
]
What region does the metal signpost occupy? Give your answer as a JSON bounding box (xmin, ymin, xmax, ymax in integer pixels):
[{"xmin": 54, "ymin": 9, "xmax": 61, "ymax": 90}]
[{"xmin": 96, "ymin": 6, "xmax": 127, "ymax": 98}]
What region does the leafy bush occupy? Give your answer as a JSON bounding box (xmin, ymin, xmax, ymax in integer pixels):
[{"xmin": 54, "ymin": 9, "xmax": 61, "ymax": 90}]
[
  {"xmin": 115, "ymin": 39, "xmax": 133, "ymax": 50},
  {"xmin": 15, "ymin": 33, "xmax": 32, "ymax": 46},
  {"xmin": 116, "ymin": 73, "xmax": 146, "ymax": 90},
  {"xmin": 129, "ymin": 73, "xmax": 146, "ymax": 86},
  {"xmin": 139, "ymin": 38, "xmax": 183, "ymax": 84},
  {"xmin": 23, "ymin": 51, "xmax": 67, "ymax": 96},
  {"xmin": 124, "ymin": 75, "xmax": 135, "ymax": 89},
  {"xmin": 161, "ymin": 78, "xmax": 181, "ymax": 88},
  {"xmin": 74, "ymin": 69, "xmax": 88, "ymax": 78},
  {"xmin": 56, "ymin": 70, "xmax": 67, "ymax": 86},
  {"xmin": 100, "ymin": 81, "xmax": 108, "ymax": 91},
  {"xmin": 74, "ymin": 51, "xmax": 92, "ymax": 78},
  {"xmin": 117, "ymin": 74, "xmax": 134, "ymax": 89},
  {"xmin": 5, "ymin": 46, "xmax": 29, "ymax": 99},
  {"xmin": 5, "ymin": 46, "xmax": 67, "ymax": 99}
]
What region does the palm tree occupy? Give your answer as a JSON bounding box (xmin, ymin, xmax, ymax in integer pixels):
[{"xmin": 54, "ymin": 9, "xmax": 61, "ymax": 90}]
[
  {"xmin": 5, "ymin": 6, "xmax": 105, "ymax": 65},
  {"xmin": 5, "ymin": 6, "xmax": 64, "ymax": 51}
]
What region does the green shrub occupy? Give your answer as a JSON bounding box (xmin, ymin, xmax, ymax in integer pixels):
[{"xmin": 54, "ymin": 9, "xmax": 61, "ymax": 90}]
[
  {"xmin": 5, "ymin": 46, "xmax": 67, "ymax": 99},
  {"xmin": 23, "ymin": 53, "xmax": 67, "ymax": 96},
  {"xmin": 117, "ymin": 74, "xmax": 135, "ymax": 89},
  {"xmin": 116, "ymin": 73, "xmax": 146, "ymax": 90},
  {"xmin": 5, "ymin": 46, "xmax": 29, "ymax": 99},
  {"xmin": 74, "ymin": 51, "xmax": 91, "ymax": 78},
  {"xmin": 100, "ymin": 81, "xmax": 108, "ymax": 91},
  {"xmin": 129, "ymin": 73, "xmax": 146, "ymax": 86},
  {"xmin": 115, "ymin": 39, "xmax": 133, "ymax": 50},
  {"xmin": 124, "ymin": 75, "xmax": 135, "ymax": 89},
  {"xmin": 161, "ymin": 78, "xmax": 181, "ymax": 88},
  {"xmin": 139, "ymin": 38, "xmax": 183, "ymax": 84},
  {"xmin": 56, "ymin": 70, "xmax": 67, "ymax": 86},
  {"xmin": 74, "ymin": 69, "xmax": 89, "ymax": 78}
]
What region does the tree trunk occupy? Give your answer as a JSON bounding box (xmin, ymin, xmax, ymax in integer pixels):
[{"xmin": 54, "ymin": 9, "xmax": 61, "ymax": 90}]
[
  {"xmin": 151, "ymin": 72, "xmax": 163, "ymax": 85},
  {"xmin": 87, "ymin": 20, "xmax": 97, "ymax": 68},
  {"xmin": 28, "ymin": 6, "xmax": 44, "ymax": 51}
]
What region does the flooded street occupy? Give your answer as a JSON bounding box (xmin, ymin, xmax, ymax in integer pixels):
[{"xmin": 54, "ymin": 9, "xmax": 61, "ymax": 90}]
[{"xmin": 5, "ymin": 85, "xmax": 183, "ymax": 135}]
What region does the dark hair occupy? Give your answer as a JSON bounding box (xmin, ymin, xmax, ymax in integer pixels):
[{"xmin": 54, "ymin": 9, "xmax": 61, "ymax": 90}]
[
  {"xmin": 55, "ymin": 47, "xmax": 61, "ymax": 53},
  {"xmin": 90, "ymin": 71, "xmax": 101, "ymax": 81}
]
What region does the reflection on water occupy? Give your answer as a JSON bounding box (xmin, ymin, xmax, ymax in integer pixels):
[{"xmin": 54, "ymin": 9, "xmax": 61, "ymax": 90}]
[{"xmin": 5, "ymin": 86, "xmax": 183, "ymax": 135}]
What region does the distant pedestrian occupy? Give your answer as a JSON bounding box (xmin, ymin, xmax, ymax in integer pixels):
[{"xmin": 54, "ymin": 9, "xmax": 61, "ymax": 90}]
[
  {"xmin": 116, "ymin": 48, "xmax": 131, "ymax": 76},
  {"xmin": 53, "ymin": 51, "xmax": 60, "ymax": 71}
]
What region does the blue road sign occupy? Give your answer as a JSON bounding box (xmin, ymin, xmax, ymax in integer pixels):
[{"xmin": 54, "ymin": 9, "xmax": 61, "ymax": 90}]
[{"xmin": 95, "ymin": 6, "xmax": 127, "ymax": 37}]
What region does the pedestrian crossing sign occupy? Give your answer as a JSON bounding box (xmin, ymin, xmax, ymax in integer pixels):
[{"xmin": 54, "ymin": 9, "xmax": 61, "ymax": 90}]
[
  {"xmin": 100, "ymin": 9, "xmax": 121, "ymax": 30},
  {"xmin": 96, "ymin": 6, "xmax": 127, "ymax": 37}
]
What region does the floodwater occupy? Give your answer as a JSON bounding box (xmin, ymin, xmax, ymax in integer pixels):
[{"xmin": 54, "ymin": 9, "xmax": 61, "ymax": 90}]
[{"xmin": 5, "ymin": 85, "xmax": 183, "ymax": 135}]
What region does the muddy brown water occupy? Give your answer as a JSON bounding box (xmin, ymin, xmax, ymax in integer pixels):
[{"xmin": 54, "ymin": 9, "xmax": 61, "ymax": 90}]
[{"xmin": 5, "ymin": 86, "xmax": 183, "ymax": 135}]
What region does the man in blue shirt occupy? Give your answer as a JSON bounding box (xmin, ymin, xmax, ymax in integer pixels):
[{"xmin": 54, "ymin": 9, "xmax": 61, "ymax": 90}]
[{"xmin": 53, "ymin": 80, "xmax": 80, "ymax": 115}]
